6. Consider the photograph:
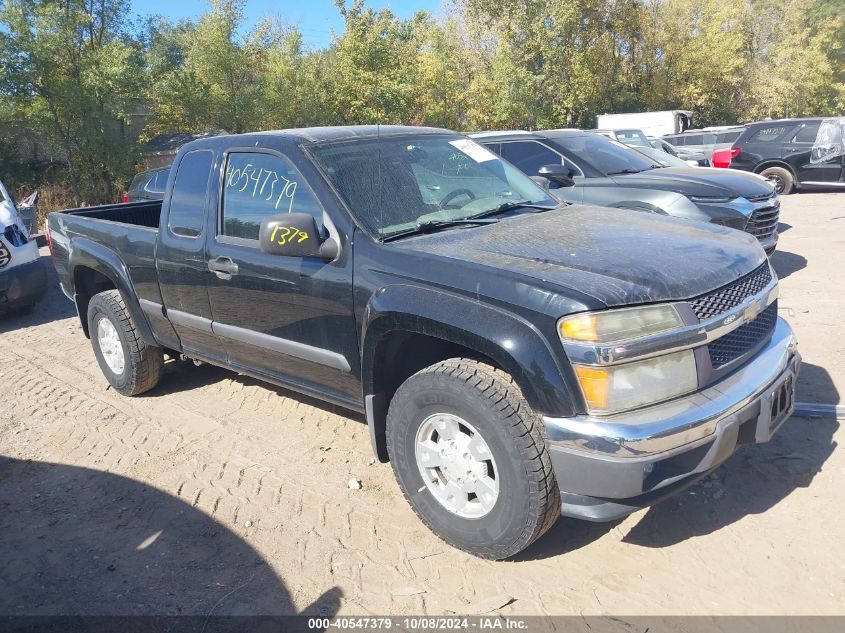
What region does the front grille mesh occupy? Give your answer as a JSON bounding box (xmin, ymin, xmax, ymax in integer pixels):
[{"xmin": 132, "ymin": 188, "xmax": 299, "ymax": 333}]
[
  {"xmin": 688, "ymin": 263, "xmax": 772, "ymax": 321},
  {"xmin": 745, "ymin": 205, "xmax": 779, "ymax": 240},
  {"xmin": 708, "ymin": 301, "xmax": 778, "ymax": 368}
]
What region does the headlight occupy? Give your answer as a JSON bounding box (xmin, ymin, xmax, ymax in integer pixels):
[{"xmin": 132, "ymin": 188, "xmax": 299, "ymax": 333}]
[
  {"xmin": 559, "ymin": 304, "xmax": 684, "ymax": 343},
  {"xmin": 573, "ymin": 349, "xmax": 698, "ymax": 414},
  {"xmin": 689, "ymin": 195, "xmax": 733, "ymax": 203}
]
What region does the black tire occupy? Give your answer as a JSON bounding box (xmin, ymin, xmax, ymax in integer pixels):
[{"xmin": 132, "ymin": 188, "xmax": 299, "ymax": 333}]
[
  {"xmin": 87, "ymin": 290, "xmax": 163, "ymax": 396},
  {"xmin": 760, "ymin": 166, "xmax": 795, "ymax": 194},
  {"xmin": 386, "ymin": 358, "xmax": 560, "ymax": 560}
]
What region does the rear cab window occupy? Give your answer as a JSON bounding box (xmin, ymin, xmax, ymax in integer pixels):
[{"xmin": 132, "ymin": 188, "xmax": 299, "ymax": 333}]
[
  {"xmin": 168, "ymin": 150, "xmax": 214, "ymax": 238},
  {"xmin": 220, "ymin": 152, "xmax": 323, "ymax": 242}
]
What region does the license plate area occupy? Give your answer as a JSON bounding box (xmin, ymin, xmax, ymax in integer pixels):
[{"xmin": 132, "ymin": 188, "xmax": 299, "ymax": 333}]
[{"xmin": 755, "ymin": 371, "xmax": 795, "ymax": 443}]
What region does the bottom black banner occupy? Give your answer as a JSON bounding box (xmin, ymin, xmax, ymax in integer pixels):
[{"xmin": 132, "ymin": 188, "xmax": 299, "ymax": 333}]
[{"xmin": 0, "ymin": 616, "xmax": 842, "ymax": 633}]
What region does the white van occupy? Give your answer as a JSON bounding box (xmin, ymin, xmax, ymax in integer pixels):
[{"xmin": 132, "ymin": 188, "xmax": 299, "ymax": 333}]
[{"xmin": 0, "ymin": 178, "xmax": 46, "ymax": 313}]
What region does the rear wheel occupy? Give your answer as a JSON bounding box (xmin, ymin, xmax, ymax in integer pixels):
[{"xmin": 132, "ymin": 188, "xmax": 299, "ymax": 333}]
[
  {"xmin": 87, "ymin": 290, "xmax": 163, "ymax": 396},
  {"xmin": 386, "ymin": 358, "xmax": 560, "ymax": 559},
  {"xmin": 760, "ymin": 166, "xmax": 795, "ymax": 194}
]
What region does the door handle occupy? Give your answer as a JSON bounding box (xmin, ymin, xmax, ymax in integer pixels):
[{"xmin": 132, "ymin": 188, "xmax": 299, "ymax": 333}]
[{"xmin": 208, "ymin": 256, "xmax": 239, "ymax": 278}]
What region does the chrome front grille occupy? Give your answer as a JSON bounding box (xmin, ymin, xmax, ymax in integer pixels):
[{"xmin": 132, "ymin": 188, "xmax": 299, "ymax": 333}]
[
  {"xmin": 708, "ymin": 301, "xmax": 778, "ymax": 368},
  {"xmin": 687, "ymin": 263, "xmax": 773, "ymax": 321},
  {"xmin": 745, "ymin": 205, "xmax": 779, "ymax": 240}
]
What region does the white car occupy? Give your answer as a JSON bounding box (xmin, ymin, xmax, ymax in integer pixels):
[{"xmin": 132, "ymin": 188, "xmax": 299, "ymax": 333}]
[{"xmin": 0, "ymin": 178, "xmax": 46, "ymax": 313}]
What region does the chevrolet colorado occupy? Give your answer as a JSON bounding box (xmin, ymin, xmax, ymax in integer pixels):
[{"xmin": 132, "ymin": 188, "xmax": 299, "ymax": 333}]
[{"xmin": 48, "ymin": 126, "xmax": 800, "ymax": 559}]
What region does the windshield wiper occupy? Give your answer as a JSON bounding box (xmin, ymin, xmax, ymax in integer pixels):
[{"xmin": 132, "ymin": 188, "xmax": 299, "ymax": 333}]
[
  {"xmin": 468, "ymin": 200, "xmax": 559, "ymax": 220},
  {"xmin": 607, "ymin": 168, "xmax": 643, "ymax": 175},
  {"xmin": 382, "ymin": 218, "xmax": 499, "ymax": 242}
]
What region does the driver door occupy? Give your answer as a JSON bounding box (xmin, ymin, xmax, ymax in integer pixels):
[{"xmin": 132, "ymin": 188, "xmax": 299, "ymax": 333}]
[{"xmin": 205, "ymin": 148, "xmax": 360, "ymax": 404}]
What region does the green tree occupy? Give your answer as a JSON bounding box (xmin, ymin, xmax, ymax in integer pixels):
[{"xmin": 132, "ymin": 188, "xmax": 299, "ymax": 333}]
[{"xmin": 0, "ymin": 0, "xmax": 144, "ymax": 203}]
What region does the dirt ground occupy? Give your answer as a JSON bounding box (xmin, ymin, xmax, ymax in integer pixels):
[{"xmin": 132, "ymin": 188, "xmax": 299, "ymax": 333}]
[{"xmin": 1, "ymin": 192, "xmax": 843, "ymax": 617}]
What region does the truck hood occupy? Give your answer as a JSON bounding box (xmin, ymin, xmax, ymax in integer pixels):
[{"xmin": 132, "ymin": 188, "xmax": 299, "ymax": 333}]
[
  {"xmin": 612, "ymin": 167, "xmax": 774, "ymax": 199},
  {"xmin": 398, "ymin": 205, "xmax": 767, "ymax": 308}
]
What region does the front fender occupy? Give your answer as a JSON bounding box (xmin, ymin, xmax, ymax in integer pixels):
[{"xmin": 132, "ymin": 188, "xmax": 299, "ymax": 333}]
[
  {"xmin": 362, "ymin": 284, "xmax": 577, "ymax": 417},
  {"xmin": 68, "ymin": 237, "xmax": 156, "ymax": 345}
]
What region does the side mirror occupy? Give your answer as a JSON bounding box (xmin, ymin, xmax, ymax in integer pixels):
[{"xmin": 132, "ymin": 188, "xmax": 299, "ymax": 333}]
[
  {"xmin": 529, "ymin": 175, "xmax": 550, "ymax": 191},
  {"xmin": 259, "ymin": 213, "xmax": 338, "ymax": 260},
  {"xmin": 538, "ymin": 164, "xmax": 575, "ymax": 188}
]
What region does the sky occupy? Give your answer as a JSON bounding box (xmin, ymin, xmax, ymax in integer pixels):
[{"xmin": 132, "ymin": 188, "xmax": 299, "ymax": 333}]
[{"xmin": 132, "ymin": 0, "xmax": 445, "ymax": 49}]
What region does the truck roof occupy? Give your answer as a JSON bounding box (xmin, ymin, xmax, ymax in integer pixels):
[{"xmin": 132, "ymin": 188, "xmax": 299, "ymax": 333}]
[{"xmin": 181, "ymin": 125, "xmax": 452, "ymax": 151}]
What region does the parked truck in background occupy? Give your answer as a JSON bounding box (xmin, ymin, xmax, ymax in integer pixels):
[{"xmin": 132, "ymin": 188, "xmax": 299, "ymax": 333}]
[
  {"xmin": 48, "ymin": 126, "xmax": 800, "ymax": 559},
  {"xmin": 597, "ymin": 110, "xmax": 693, "ymax": 137}
]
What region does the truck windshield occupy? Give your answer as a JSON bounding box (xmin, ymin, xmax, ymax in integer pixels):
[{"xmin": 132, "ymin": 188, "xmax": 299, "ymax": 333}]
[
  {"xmin": 310, "ymin": 134, "xmax": 557, "ymax": 239},
  {"xmin": 553, "ymin": 134, "xmax": 662, "ymax": 176}
]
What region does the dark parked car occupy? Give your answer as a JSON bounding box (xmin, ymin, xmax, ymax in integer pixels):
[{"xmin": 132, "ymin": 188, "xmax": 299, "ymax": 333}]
[
  {"xmin": 713, "ymin": 118, "xmax": 845, "ymax": 194},
  {"xmin": 124, "ymin": 166, "xmax": 170, "ymax": 203},
  {"xmin": 48, "ymin": 126, "xmax": 799, "ymax": 559},
  {"xmin": 470, "ymin": 130, "xmax": 780, "ymax": 253}
]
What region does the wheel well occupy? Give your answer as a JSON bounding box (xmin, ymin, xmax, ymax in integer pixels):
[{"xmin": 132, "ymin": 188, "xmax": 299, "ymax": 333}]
[
  {"xmin": 367, "ymin": 331, "xmax": 501, "ymax": 462},
  {"xmin": 73, "ymin": 266, "xmax": 117, "ymax": 338}
]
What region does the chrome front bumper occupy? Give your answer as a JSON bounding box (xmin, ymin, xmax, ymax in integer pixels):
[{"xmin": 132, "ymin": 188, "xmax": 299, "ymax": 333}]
[{"xmin": 544, "ymin": 317, "xmax": 800, "ymax": 520}]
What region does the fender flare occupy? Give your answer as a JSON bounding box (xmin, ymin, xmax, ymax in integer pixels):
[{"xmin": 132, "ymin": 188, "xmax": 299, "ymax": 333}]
[
  {"xmin": 361, "ymin": 284, "xmax": 578, "ymax": 459},
  {"xmin": 68, "ymin": 236, "xmax": 157, "ymax": 345}
]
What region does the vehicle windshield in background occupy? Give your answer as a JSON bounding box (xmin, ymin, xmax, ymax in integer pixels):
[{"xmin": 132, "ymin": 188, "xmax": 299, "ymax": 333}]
[
  {"xmin": 614, "ymin": 129, "xmax": 650, "ymax": 147},
  {"xmin": 556, "ymin": 134, "xmax": 662, "ymax": 175},
  {"xmin": 310, "ymin": 134, "xmax": 557, "ymax": 239}
]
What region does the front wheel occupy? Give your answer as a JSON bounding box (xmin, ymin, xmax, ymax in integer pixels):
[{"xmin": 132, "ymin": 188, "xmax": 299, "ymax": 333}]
[
  {"xmin": 88, "ymin": 290, "xmax": 164, "ymax": 396},
  {"xmin": 386, "ymin": 359, "xmax": 560, "ymax": 559}
]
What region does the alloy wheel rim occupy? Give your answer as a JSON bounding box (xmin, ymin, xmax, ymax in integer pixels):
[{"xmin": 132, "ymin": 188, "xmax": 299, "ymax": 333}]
[
  {"xmin": 414, "ymin": 413, "xmax": 499, "ymax": 519},
  {"xmin": 97, "ymin": 317, "xmax": 125, "ymax": 375}
]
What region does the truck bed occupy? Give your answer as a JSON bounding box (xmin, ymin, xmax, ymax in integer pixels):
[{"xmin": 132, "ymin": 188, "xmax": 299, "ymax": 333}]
[{"xmin": 61, "ymin": 200, "xmax": 162, "ymax": 229}]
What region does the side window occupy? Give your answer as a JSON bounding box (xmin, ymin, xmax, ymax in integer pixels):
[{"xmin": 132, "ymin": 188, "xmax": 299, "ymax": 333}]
[
  {"xmin": 666, "ymin": 135, "xmax": 685, "ymax": 147},
  {"xmin": 151, "ymin": 169, "xmax": 168, "ymax": 193},
  {"xmin": 683, "ymin": 134, "xmax": 703, "ymax": 145},
  {"xmin": 750, "ymin": 126, "xmax": 789, "ymax": 142},
  {"xmin": 793, "ymin": 123, "xmax": 820, "ymax": 144},
  {"xmin": 717, "ymin": 130, "xmax": 743, "ymax": 144},
  {"xmin": 221, "ymin": 152, "xmax": 323, "ymax": 241},
  {"xmin": 500, "ymin": 141, "xmax": 563, "ymax": 176},
  {"xmin": 169, "ymin": 150, "xmax": 214, "ymax": 238}
]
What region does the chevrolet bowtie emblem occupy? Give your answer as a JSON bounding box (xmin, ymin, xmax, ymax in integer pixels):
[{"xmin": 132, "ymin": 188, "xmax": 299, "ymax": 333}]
[{"xmin": 743, "ymin": 301, "xmax": 762, "ymax": 322}]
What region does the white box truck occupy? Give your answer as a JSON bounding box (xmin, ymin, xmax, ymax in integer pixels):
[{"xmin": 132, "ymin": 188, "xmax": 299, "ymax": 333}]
[{"xmin": 597, "ymin": 110, "xmax": 693, "ymax": 137}]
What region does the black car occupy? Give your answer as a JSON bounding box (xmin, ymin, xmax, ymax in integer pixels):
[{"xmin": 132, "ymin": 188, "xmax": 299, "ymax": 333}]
[
  {"xmin": 716, "ymin": 118, "xmax": 845, "ymax": 194},
  {"xmin": 470, "ymin": 130, "xmax": 780, "ymax": 253},
  {"xmin": 47, "ymin": 126, "xmax": 800, "ymax": 558},
  {"xmin": 124, "ymin": 166, "xmax": 170, "ymax": 202}
]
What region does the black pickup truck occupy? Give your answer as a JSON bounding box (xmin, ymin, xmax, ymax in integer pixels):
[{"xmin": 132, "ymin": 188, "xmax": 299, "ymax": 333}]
[{"xmin": 48, "ymin": 126, "xmax": 800, "ymax": 559}]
